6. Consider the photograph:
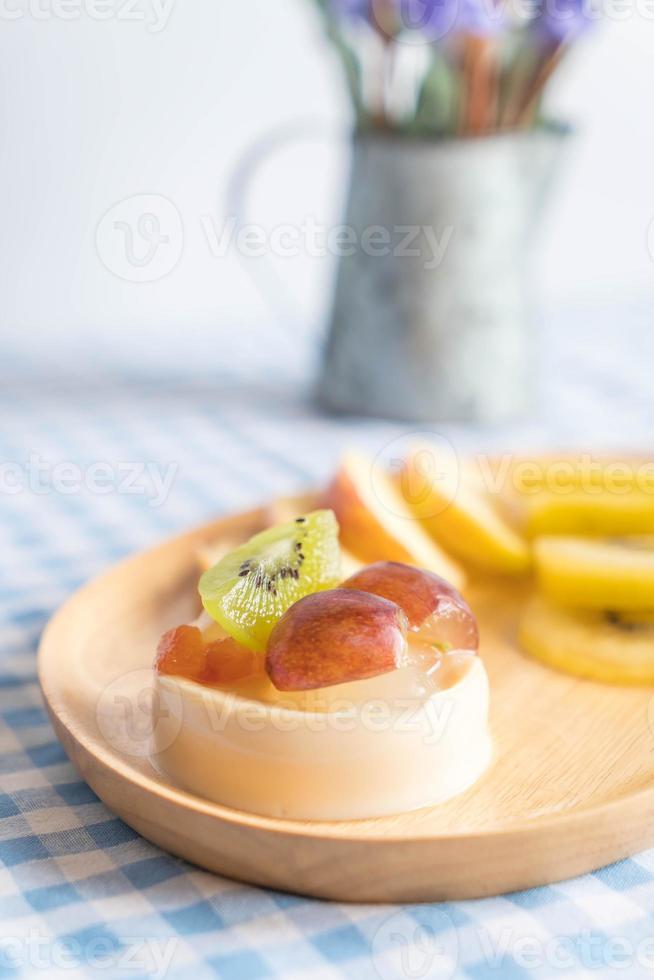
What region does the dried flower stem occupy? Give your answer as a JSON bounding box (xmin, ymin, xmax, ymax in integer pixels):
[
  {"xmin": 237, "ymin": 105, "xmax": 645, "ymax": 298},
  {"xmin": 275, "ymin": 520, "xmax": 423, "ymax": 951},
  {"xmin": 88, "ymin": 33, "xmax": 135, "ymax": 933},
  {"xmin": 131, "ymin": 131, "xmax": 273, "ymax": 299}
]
[
  {"xmin": 501, "ymin": 41, "xmax": 565, "ymax": 129},
  {"xmin": 515, "ymin": 43, "xmax": 565, "ymax": 127},
  {"xmin": 368, "ymin": 32, "xmax": 393, "ymax": 129},
  {"xmin": 459, "ymin": 35, "xmax": 498, "ymax": 136}
]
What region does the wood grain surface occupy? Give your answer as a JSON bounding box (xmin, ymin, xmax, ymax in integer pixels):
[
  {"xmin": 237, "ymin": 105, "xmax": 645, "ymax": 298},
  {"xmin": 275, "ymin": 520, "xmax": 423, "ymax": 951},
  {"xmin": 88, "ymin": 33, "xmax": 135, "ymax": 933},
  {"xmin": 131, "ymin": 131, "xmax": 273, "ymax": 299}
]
[{"xmin": 38, "ymin": 492, "xmax": 654, "ymax": 902}]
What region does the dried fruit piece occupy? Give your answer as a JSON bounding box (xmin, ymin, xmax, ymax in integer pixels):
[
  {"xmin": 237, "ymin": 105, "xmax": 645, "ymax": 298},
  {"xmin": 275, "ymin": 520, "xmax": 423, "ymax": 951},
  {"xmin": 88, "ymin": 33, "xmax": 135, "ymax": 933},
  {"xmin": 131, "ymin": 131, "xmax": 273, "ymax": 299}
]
[
  {"xmin": 524, "ymin": 489, "xmax": 654, "ymax": 537},
  {"xmin": 513, "ymin": 458, "xmax": 654, "ymax": 495},
  {"xmin": 205, "ymin": 637, "xmax": 257, "ymax": 684},
  {"xmin": 155, "ymin": 625, "xmax": 207, "ymax": 681},
  {"xmin": 534, "ymin": 536, "xmax": 654, "ymax": 611},
  {"xmin": 519, "ymin": 594, "xmax": 654, "ymax": 685},
  {"xmin": 266, "ymin": 588, "xmax": 409, "ymax": 691},
  {"xmin": 398, "ymin": 445, "xmax": 530, "ymax": 575},
  {"xmin": 325, "ymin": 453, "xmax": 464, "ymax": 587}
]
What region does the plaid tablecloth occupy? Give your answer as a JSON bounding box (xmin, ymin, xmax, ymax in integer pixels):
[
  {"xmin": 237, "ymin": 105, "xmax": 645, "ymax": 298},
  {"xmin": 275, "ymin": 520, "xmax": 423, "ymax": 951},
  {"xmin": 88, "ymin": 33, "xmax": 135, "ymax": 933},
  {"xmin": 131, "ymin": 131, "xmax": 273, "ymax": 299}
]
[{"xmin": 2, "ymin": 307, "xmax": 654, "ymax": 979}]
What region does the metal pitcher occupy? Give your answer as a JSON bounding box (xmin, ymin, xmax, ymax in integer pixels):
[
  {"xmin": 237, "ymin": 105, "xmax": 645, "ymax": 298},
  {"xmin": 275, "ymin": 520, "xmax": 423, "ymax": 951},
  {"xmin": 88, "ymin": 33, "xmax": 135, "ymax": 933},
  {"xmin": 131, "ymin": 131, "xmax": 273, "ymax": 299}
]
[{"xmin": 318, "ymin": 126, "xmax": 567, "ymax": 423}]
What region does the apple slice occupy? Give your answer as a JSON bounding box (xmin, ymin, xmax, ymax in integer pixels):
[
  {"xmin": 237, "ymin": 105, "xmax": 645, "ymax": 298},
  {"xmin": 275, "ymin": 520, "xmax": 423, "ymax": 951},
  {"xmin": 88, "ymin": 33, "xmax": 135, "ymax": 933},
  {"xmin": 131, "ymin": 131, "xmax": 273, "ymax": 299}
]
[
  {"xmin": 342, "ymin": 561, "xmax": 478, "ymax": 653},
  {"xmin": 398, "ymin": 444, "xmax": 530, "ymax": 575},
  {"xmin": 265, "ymin": 589, "xmax": 409, "ymax": 691},
  {"xmin": 324, "ymin": 453, "xmax": 464, "ymax": 589}
]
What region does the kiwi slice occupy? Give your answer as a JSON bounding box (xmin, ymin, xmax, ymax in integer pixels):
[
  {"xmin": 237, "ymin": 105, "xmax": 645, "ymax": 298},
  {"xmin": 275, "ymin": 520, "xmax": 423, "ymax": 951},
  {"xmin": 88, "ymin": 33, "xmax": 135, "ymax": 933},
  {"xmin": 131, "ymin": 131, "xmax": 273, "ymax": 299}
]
[
  {"xmin": 199, "ymin": 509, "xmax": 341, "ymax": 652},
  {"xmin": 519, "ymin": 594, "xmax": 654, "ymax": 685},
  {"xmin": 604, "ymin": 609, "xmax": 654, "ymax": 630},
  {"xmin": 534, "ymin": 536, "xmax": 654, "ymax": 611}
]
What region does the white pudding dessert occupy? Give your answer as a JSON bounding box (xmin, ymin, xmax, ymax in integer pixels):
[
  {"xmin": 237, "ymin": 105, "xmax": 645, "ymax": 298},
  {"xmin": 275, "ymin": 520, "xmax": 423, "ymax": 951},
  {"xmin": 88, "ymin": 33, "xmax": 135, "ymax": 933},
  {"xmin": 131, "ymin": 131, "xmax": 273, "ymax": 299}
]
[
  {"xmin": 151, "ymin": 511, "xmax": 491, "ymax": 821},
  {"xmin": 152, "ymin": 649, "xmax": 490, "ymax": 820}
]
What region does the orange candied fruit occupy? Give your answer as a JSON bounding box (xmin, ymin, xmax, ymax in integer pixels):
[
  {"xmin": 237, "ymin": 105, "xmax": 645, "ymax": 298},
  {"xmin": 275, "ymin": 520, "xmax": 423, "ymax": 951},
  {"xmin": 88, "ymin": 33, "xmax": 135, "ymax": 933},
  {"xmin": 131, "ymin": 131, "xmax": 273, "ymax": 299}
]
[
  {"xmin": 155, "ymin": 625, "xmax": 259, "ymax": 685},
  {"xmin": 155, "ymin": 625, "xmax": 207, "ymax": 681},
  {"xmin": 205, "ymin": 637, "xmax": 256, "ymax": 684}
]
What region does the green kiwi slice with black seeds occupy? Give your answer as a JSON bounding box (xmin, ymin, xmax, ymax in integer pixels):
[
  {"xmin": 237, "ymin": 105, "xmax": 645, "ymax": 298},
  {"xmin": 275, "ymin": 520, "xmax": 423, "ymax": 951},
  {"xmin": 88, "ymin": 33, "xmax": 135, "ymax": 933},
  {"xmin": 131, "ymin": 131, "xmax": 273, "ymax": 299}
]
[{"xmin": 199, "ymin": 510, "xmax": 341, "ymax": 652}]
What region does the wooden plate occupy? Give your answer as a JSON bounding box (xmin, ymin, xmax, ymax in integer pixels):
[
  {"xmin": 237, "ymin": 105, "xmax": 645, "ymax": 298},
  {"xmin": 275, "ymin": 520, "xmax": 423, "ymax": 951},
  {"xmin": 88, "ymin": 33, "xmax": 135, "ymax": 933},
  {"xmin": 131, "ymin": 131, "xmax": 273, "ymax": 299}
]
[{"xmin": 38, "ymin": 493, "xmax": 654, "ymax": 903}]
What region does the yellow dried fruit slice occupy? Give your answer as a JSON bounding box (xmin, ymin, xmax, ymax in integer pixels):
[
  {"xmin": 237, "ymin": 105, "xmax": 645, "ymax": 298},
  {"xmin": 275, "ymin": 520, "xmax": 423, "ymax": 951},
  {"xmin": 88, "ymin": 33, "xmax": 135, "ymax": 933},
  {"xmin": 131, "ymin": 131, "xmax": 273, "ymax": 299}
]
[
  {"xmin": 524, "ymin": 489, "xmax": 654, "ymax": 538},
  {"xmin": 325, "ymin": 453, "xmax": 465, "ymax": 589},
  {"xmin": 513, "ymin": 457, "xmax": 654, "ymax": 495},
  {"xmin": 534, "ymin": 536, "xmax": 654, "ymax": 611},
  {"xmin": 397, "ymin": 446, "xmax": 530, "ymax": 575},
  {"xmin": 518, "ymin": 593, "xmax": 654, "ymax": 685}
]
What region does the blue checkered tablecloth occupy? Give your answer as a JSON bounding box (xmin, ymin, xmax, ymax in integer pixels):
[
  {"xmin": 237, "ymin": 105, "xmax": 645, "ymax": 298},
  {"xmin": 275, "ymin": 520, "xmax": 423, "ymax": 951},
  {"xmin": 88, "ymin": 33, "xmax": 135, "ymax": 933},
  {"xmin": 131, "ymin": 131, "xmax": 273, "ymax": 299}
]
[{"xmin": 2, "ymin": 306, "xmax": 654, "ymax": 979}]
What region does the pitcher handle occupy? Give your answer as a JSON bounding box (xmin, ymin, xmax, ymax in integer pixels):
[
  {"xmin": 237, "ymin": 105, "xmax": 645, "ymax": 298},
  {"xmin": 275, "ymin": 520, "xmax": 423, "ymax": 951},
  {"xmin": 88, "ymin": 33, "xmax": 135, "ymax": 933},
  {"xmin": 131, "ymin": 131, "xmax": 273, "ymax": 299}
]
[{"xmin": 223, "ymin": 119, "xmax": 347, "ymax": 339}]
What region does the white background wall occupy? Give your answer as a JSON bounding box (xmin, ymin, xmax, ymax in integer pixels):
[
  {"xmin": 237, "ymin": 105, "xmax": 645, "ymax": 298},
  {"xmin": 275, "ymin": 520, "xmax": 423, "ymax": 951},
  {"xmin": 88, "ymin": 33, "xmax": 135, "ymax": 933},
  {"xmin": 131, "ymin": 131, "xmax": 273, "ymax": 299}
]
[{"xmin": 1, "ymin": 0, "xmax": 653, "ymax": 372}]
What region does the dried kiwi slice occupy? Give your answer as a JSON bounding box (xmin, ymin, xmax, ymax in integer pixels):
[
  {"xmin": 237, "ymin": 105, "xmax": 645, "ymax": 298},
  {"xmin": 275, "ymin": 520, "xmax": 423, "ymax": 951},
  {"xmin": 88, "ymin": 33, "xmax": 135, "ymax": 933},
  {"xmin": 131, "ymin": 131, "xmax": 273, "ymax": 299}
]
[
  {"xmin": 199, "ymin": 510, "xmax": 341, "ymax": 652},
  {"xmin": 534, "ymin": 536, "xmax": 654, "ymax": 610},
  {"xmin": 519, "ymin": 594, "xmax": 654, "ymax": 685},
  {"xmin": 524, "ymin": 490, "xmax": 654, "ymax": 537}
]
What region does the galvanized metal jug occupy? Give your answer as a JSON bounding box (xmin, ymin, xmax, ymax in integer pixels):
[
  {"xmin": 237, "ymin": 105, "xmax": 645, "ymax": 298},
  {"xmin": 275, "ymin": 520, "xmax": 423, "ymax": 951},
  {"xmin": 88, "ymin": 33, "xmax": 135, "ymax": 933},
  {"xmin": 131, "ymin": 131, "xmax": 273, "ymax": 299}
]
[{"xmin": 318, "ymin": 127, "xmax": 567, "ymax": 423}]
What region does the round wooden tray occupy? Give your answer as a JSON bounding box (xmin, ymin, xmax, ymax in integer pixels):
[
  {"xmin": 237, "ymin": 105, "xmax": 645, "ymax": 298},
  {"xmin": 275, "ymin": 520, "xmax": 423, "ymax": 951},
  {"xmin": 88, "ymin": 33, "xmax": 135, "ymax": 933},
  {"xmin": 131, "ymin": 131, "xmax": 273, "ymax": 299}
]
[{"xmin": 38, "ymin": 496, "xmax": 654, "ymax": 902}]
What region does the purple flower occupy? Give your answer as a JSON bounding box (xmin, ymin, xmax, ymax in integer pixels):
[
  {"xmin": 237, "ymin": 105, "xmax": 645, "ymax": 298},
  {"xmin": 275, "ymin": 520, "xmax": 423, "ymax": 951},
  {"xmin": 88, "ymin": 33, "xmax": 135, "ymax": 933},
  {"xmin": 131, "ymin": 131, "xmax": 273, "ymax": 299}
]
[
  {"xmin": 455, "ymin": 0, "xmax": 507, "ymax": 36},
  {"xmin": 326, "ymin": 0, "xmax": 507, "ymax": 39},
  {"xmin": 392, "ymin": 0, "xmax": 506, "ymax": 41},
  {"xmin": 394, "ymin": 0, "xmax": 451, "ymax": 34},
  {"xmin": 531, "ymin": 0, "xmax": 593, "ymax": 44}
]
